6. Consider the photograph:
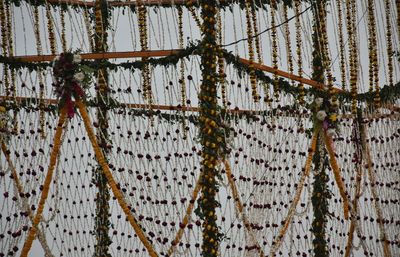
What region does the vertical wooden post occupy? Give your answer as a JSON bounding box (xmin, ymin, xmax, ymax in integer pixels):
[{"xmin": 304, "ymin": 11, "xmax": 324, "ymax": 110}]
[{"xmin": 93, "ymin": 1, "xmax": 112, "ymax": 256}]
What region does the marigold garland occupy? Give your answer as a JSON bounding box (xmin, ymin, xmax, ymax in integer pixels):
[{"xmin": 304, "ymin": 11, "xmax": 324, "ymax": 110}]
[
  {"xmin": 294, "ymin": 0, "xmax": 304, "ymax": 105},
  {"xmin": 385, "ymin": 0, "xmax": 393, "ymax": 89},
  {"xmin": 244, "ymin": 0, "xmax": 259, "ymax": 103},
  {"xmin": 60, "ymin": 8, "xmax": 67, "ymax": 51},
  {"xmin": 270, "ymin": 0, "xmax": 279, "ymax": 99},
  {"xmin": 19, "ymin": 106, "xmax": 67, "ymax": 257},
  {"xmin": 77, "ymin": 100, "xmax": 159, "ymax": 257}
]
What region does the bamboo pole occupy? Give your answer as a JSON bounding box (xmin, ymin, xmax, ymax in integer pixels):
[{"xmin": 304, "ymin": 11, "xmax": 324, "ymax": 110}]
[
  {"xmin": 1, "ymin": 142, "xmax": 55, "ymax": 257},
  {"xmin": 223, "ymin": 159, "xmax": 265, "ymax": 257},
  {"xmin": 76, "ymin": 100, "xmax": 159, "ymax": 257},
  {"xmin": 268, "ymin": 127, "xmax": 320, "ymax": 257},
  {"xmin": 11, "ymin": 51, "xmax": 342, "ymax": 92},
  {"xmin": 19, "ymin": 107, "xmax": 67, "ymax": 257}
]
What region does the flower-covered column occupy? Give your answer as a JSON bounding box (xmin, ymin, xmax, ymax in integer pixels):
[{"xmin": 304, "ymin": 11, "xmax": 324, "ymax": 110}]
[
  {"xmin": 198, "ymin": 1, "xmax": 226, "ymax": 256},
  {"xmin": 93, "ymin": 0, "xmax": 112, "ymax": 256},
  {"xmin": 310, "ymin": 1, "xmax": 332, "ymax": 256}
]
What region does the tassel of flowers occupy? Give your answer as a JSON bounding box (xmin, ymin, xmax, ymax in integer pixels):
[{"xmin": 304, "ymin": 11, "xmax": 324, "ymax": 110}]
[
  {"xmin": 269, "ymin": 127, "xmax": 320, "ymax": 257},
  {"xmin": 198, "ymin": 1, "xmax": 227, "ymax": 256}
]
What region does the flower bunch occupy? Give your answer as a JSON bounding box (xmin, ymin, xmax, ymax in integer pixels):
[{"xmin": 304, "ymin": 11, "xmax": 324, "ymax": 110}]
[
  {"xmin": 313, "ymin": 97, "xmax": 338, "ymax": 137},
  {"xmin": 52, "ymin": 52, "xmax": 91, "ymax": 118}
]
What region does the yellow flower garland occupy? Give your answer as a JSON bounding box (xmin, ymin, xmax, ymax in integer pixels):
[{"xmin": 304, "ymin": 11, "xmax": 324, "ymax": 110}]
[
  {"xmin": 20, "ymin": 107, "xmax": 67, "ymax": 257},
  {"xmin": 322, "ymin": 130, "xmax": 349, "ymax": 219},
  {"xmin": 167, "ymin": 175, "xmax": 202, "ymax": 257},
  {"xmin": 76, "ymin": 101, "xmax": 159, "ymax": 257}
]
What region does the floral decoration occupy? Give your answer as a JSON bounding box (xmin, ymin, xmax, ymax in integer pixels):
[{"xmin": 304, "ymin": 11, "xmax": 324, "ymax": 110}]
[{"xmin": 52, "ymin": 52, "xmax": 92, "ymax": 118}]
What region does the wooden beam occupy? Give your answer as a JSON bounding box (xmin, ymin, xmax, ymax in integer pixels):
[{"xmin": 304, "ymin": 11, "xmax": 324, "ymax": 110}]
[
  {"xmin": 45, "ymin": 0, "xmax": 232, "ymax": 7},
  {"xmin": 13, "ymin": 49, "xmax": 181, "ymax": 62},
  {"xmin": 12, "ymin": 50, "xmax": 341, "ymax": 92}
]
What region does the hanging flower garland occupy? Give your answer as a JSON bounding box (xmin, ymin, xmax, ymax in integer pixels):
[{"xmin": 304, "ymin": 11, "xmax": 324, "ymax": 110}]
[{"xmin": 52, "ymin": 52, "xmax": 92, "ymax": 118}]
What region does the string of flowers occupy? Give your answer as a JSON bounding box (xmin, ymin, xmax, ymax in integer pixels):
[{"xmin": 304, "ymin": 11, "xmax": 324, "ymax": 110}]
[
  {"xmin": 0, "ymin": 0, "xmax": 10, "ymax": 97},
  {"xmin": 19, "ymin": 106, "xmax": 68, "ymax": 257},
  {"xmin": 270, "ymin": 0, "xmax": 279, "ymax": 100},
  {"xmin": 244, "ymin": 0, "xmax": 259, "ymax": 103},
  {"xmin": 186, "ymin": 0, "xmax": 202, "ymax": 29},
  {"xmin": 46, "ymin": 5, "xmax": 57, "ymax": 55},
  {"xmin": 336, "ymin": 0, "xmax": 346, "ymax": 91},
  {"xmin": 384, "ymin": 0, "xmax": 393, "ymax": 88},
  {"xmin": 138, "ymin": 4, "xmax": 152, "ymax": 105},
  {"xmin": 269, "ymin": 127, "xmax": 320, "ymax": 257},
  {"xmin": 295, "ymin": 0, "xmax": 305, "ymax": 105},
  {"xmin": 83, "ymin": 8, "xmax": 94, "ymax": 52},
  {"xmin": 177, "ymin": 6, "xmax": 188, "ymax": 139},
  {"xmin": 60, "ymin": 8, "xmax": 67, "ymax": 51},
  {"xmin": 197, "ymin": 1, "xmax": 228, "ymax": 256},
  {"xmin": 33, "ymin": 5, "xmax": 47, "ymax": 138},
  {"xmin": 345, "ymin": 0, "xmax": 359, "ymax": 113}
]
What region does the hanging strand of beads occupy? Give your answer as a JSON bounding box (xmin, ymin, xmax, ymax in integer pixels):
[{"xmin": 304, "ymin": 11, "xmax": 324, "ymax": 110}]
[
  {"xmin": 187, "ymin": 0, "xmax": 201, "ymax": 29},
  {"xmin": 295, "ymin": 0, "xmax": 304, "ymax": 105},
  {"xmin": 336, "ymin": 0, "xmax": 346, "ymax": 90},
  {"xmin": 384, "ymin": 0, "xmax": 393, "ymax": 88},
  {"xmin": 244, "ymin": 0, "xmax": 259, "ymax": 103},
  {"xmin": 217, "ymin": 10, "xmax": 227, "ymax": 108},
  {"xmin": 270, "ymin": 0, "xmax": 279, "ymax": 100},
  {"xmin": 60, "ymin": 8, "xmax": 67, "ymax": 52},
  {"xmin": 33, "ymin": 6, "xmax": 46, "ymax": 138},
  {"xmin": 0, "ymin": 0, "xmax": 10, "ymax": 97},
  {"xmin": 46, "ymin": 5, "xmax": 57, "ymax": 55},
  {"xmin": 138, "ymin": 4, "xmax": 152, "ymax": 105}
]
